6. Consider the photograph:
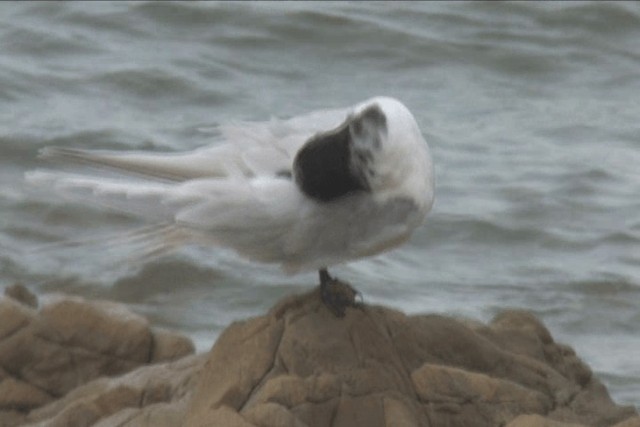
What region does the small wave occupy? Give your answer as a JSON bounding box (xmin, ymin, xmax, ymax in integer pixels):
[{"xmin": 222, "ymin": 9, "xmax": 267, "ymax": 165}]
[
  {"xmin": 59, "ymin": 4, "xmax": 149, "ymax": 39},
  {"xmin": 131, "ymin": 2, "xmax": 231, "ymax": 30},
  {"xmin": 2, "ymin": 22, "xmax": 104, "ymax": 59},
  {"xmin": 423, "ymin": 211, "xmax": 640, "ymax": 255},
  {"xmin": 535, "ymin": 2, "xmax": 640, "ymax": 36},
  {"xmin": 600, "ymin": 231, "xmax": 640, "ymax": 246},
  {"xmin": 565, "ymin": 277, "xmax": 640, "ymax": 295},
  {"xmin": 87, "ymin": 68, "xmax": 201, "ymax": 100},
  {"xmin": 424, "ymin": 215, "xmax": 547, "ymax": 246}
]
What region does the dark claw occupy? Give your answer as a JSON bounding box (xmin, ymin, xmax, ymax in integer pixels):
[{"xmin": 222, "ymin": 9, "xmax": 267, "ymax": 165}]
[{"xmin": 318, "ymin": 268, "xmax": 361, "ymax": 317}]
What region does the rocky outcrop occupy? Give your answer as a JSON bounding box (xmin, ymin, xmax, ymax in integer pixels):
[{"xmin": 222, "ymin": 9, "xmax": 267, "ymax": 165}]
[
  {"xmin": 185, "ymin": 288, "xmax": 638, "ymax": 427},
  {"xmin": 1, "ymin": 284, "xmax": 638, "ymax": 427},
  {"xmin": 0, "ymin": 285, "xmax": 195, "ymax": 426}
]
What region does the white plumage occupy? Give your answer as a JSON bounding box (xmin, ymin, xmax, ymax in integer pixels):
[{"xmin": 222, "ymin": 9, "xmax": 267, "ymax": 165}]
[{"xmin": 26, "ymin": 96, "xmax": 434, "ymax": 274}]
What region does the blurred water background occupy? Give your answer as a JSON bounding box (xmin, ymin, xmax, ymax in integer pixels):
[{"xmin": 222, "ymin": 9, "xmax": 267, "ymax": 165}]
[{"xmin": 0, "ymin": 1, "xmax": 638, "ymax": 408}]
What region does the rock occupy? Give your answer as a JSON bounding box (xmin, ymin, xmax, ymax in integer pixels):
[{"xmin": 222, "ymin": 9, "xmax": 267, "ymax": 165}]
[
  {"xmin": 150, "ymin": 328, "xmax": 198, "ymax": 364},
  {"xmin": 0, "ymin": 292, "xmax": 195, "ymax": 426},
  {"xmin": 1, "ymin": 286, "xmax": 637, "ymax": 427},
  {"xmin": 506, "ymin": 414, "xmax": 586, "ymax": 427},
  {"xmin": 507, "ymin": 415, "xmax": 640, "ymax": 427},
  {"xmin": 185, "ymin": 288, "xmax": 638, "ymax": 427},
  {"xmin": 611, "ymin": 417, "xmax": 640, "ymax": 427},
  {"xmin": 23, "ymin": 354, "xmax": 205, "ymax": 427},
  {"xmin": 4, "ymin": 283, "xmax": 38, "ymax": 309}
]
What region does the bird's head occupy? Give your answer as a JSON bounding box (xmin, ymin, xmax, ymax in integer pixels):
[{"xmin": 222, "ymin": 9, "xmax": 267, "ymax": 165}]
[{"xmin": 294, "ymin": 96, "xmax": 433, "ymax": 213}]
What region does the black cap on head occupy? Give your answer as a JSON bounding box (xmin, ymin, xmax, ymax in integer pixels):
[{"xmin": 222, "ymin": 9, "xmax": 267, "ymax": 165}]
[{"xmin": 294, "ymin": 104, "xmax": 387, "ymax": 202}]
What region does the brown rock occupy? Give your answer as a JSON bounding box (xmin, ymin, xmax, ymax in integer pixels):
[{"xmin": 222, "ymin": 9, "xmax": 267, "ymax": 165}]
[
  {"xmin": 506, "ymin": 414, "xmax": 587, "ymax": 427},
  {"xmin": 411, "ymin": 363, "xmax": 550, "ymax": 425},
  {"xmin": 4, "ymin": 283, "xmax": 38, "ymax": 309},
  {"xmin": 478, "ymin": 310, "xmax": 593, "ymax": 389},
  {"xmin": 0, "ymin": 292, "xmax": 195, "ymax": 426},
  {"xmin": 611, "ymin": 417, "xmax": 640, "ymax": 427},
  {"xmin": 0, "ymin": 377, "xmax": 51, "ymax": 413},
  {"xmin": 23, "ymin": 354, "xmax": 205, "ymax": 427},
  {"xmin": 150, "ymin": 328, "xmax": 197, "ymax": 364},
  {"xmin": 184, "ymin": 288, "xmax": 638, "ymax": 427},
  {"xmin": 2, "ymin": 287, "xmax": 636, "ymax": 427},
  {"xmin": 0, "ymin": 295, "xmax": 35, "ymax": 341}
]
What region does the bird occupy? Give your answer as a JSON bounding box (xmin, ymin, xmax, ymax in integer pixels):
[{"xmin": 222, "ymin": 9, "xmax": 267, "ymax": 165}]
[{"xmin": 27, "ymin": 96, "xmax": 435, "ymax": 317}]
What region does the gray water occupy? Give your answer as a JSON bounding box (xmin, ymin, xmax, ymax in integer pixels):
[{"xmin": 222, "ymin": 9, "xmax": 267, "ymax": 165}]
[{"xmin": 1, "ymin": 1, "xmax": 639, "ymax": 408}]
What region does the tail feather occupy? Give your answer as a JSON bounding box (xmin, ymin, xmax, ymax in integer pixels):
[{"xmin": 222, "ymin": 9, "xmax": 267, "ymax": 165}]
[
  {"xmin": 38, "ymin": 145, "xmax": 243, "ymax": 181},
  {"xmin": 25, "ymin": 222, "xmax": 190, "ymax": 270},
  {"xmin": 26, "ymin": 169, "xmax": 176, "ymax": 220}
]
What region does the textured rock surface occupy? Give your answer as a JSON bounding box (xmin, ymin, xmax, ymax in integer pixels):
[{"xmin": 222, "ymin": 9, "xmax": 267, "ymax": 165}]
[
  {"xmin": 23, "ymin": 354, "xmax": 205, "ymax": 427},
  {"xmin": 0, "ymin": 285, "xmax": 195, "ymax": 427},
  {"xmin": 1, "ymin": 284, "xmax": 637, "ymax": 427},
  {"xmin": 185, "ymin": 288, "xmax": 638, "ymax": 427}
]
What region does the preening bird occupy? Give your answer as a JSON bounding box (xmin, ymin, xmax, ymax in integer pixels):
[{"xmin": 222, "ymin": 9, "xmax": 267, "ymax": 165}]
[{"xmin": 27, "ymin": 96, "xmax": 435, "ymax": 316}]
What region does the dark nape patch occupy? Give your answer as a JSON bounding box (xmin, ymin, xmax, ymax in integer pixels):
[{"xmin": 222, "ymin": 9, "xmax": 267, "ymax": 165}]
[
  {"xmin": 294, "ymin": 122, "xmax": 369, "ymax": 202},
  {"xmin": 294, "ymin": 103, "xmax": 388, "ymax": 203}
]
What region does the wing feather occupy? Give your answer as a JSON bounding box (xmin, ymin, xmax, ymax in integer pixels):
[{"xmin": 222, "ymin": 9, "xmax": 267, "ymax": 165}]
[{"xmin": 39, "ymin": 106, "xmax": 350, "ymax": 183}]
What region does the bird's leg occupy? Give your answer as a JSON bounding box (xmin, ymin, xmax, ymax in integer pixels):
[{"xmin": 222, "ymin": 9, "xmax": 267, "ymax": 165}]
[{"xmin": 318, "ymin": 268, "xmax": 361, "ymax": 317}]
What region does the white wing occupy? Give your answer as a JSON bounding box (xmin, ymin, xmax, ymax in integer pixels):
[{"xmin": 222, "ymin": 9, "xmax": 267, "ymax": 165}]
[
  {"xmin": 38, "ymin": 106, "xmax": 350, "ymax": 182},
  {"xmin": 25, "ymin": 106, "xmax": 352, "ymax": 268},
  {"xmin": 26, "ymin": 168, "xmax": 310, "ymax": 265}
]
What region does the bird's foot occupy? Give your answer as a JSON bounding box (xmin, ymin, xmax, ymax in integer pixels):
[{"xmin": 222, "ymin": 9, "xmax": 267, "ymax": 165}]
[{"xmin": 319, "ymin": 269, "xmax": 362, "ymax": 317}]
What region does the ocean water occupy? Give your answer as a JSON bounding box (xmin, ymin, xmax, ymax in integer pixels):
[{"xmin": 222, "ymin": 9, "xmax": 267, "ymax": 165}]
[{"xmin": 1, "ymin": 1, "xmax": 639, "ymax": 408}]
